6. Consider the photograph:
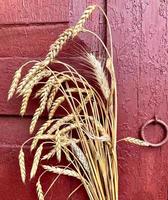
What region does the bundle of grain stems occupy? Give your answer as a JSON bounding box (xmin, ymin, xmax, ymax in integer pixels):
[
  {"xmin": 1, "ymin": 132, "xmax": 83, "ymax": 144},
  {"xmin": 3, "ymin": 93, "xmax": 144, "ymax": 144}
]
[{"xmin": 8, "ymin": 4, "xmax": 148, "ymax": 200}]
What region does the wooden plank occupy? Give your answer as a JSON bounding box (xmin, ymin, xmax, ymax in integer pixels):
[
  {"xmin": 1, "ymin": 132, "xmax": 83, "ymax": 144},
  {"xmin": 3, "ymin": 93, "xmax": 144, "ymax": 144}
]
[
  {"xmin": 136, "ymin": 1, "xmax": 168, "ymax": 199},
  {"xmin": 0, "ymin": 0, "xmax": 69, "ymax": 24},
  {"xmin": 69, "ymin": 0, "xmax": 105, "ymax": 53},
  {"xmin": 0, "ymin": 24, "xmax": 68, "ymax": 58},
  {"xmin": 107, "ymin": 1, "xmax": 168, "ymax": 200},
  {"xmin": 107, "ymin": 0, "xmax": 143, "ymax": 199}
]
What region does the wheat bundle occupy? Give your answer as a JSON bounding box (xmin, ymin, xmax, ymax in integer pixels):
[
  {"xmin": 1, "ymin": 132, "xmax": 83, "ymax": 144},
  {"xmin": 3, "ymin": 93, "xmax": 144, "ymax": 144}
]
[{"xmin": 8, "ymin": 4, "xmax": 148, "ymax": 200}]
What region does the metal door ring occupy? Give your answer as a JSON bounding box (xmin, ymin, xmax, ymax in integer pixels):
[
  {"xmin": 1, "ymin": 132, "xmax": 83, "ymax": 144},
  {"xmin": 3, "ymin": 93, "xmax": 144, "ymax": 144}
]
[{"xmin": 140, "ymin": 116, "xmax": 168, "ymax": 147}]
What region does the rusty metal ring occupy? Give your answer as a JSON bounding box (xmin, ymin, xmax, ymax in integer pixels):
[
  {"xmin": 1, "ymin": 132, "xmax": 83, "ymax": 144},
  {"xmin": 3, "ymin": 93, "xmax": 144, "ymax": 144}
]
[{"xmin": 140, "ymin": 116, "xmax": 168, "ymax": 147}]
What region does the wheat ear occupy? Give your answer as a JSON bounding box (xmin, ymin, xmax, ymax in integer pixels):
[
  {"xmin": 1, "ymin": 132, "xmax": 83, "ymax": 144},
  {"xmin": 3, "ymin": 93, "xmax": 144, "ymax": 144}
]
[
  {"xmin": 8, "ymin": 68, "xmax": 22, "ymax": 100},
  {"xmin": 48, "ymin": 96, "xmax": 65, "ymax": 119},
  {"xmin": 47, "ymin": 114, "xmax": 74, "ymax": 135},
  {"xmin": 71, "ymin": 141, "xmax": 90, "ymax": 173},
  {"xmin": 122, "ymin": 137, "xmax": 150, "ymax": 146},
  {"xmin": 87, "ymin": 53, "xmax": 110, "ymax": 100},
  {"xmin": 41, "ymin": 148, "xmax": 56, "ymax": 161},
  {"xmin": 17, "ymin": 62, "xmax": 44, "ymax": 94},
  {"xmin": 20, "ymin": 70, "xmax": 51, "ymax": 116},
  {"xmin": 42, "ymin": 165, "xmax": 81, "ymax": 180},
  {"xmin": 30, "ymin": 77, "xmax": 55, "ymax": 133},
  {"xmin": 36, "ymin": 180, "xmax": 44, "ymax": 200},
  {"xmin": 31, "ymin": 119, "xmax": 55, "ymax": 151},
  {"xmin": 30, "ymin": 144, "xmax": 43, "ymax": 179},
  {"xmin": 18, "ymin": 148, "xmax": 26, "ymax": 183},
  {"xmin": 47, "ymin": 76, "xmax": 70, "ymax": 110},
  {"xmin": 73, "ymin": 5, "xmax": 96, "ymax": 37},
  {"xmin": 55, "ymin": 131, "xmax": 61, "ymax": 162}
]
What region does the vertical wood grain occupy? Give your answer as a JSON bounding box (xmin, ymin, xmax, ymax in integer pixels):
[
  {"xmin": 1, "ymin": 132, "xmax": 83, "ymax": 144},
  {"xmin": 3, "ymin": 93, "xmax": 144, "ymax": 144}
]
[{"xmin": 107, "ymin": 0, "xmax": 168, "ymax": 199}]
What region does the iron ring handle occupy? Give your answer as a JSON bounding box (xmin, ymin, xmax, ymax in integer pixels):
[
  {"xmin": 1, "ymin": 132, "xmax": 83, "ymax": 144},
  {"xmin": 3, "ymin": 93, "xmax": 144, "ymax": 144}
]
[{"xmin": 140, "ymin": 117, "xmax": 168, "ymax": 147}]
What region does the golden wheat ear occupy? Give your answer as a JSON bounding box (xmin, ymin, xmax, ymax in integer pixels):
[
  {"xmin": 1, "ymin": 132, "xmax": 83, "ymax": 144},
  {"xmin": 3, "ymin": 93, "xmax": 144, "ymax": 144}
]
[
  {"xmin": 120, "ymin": 137, "xmax": 150, "ymax": 146},
  {"xmin": 18, "ymin": 148, "xmax": 26, "ymax": 183}
]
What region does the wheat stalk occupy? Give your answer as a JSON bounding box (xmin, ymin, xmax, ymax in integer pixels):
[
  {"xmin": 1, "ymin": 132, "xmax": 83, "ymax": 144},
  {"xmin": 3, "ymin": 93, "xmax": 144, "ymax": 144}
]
[
  {"xmin": 30, "ymin": 144, "xmax": 43, "ymax": 179},
  {"xmin": 8, "ymin": 5, "xmax": 124, "ymax": 200},
  {"xmin": 19, "ymin": 69, "xmax": 51, "ymax": 96},
  {"xmin": 36, "ymin": 180, "xmax": 44, "ymax": 200},
  {"xmin": 66, "ymin": 88, "xmax": 88, "ymax": 93},
  {"xmin": 18, "ymin": 148, "xmax": 26, "ymax": 183},
  {"xmin": 42, "ymin": 165, "xmax": 81, "ymax": 180}
]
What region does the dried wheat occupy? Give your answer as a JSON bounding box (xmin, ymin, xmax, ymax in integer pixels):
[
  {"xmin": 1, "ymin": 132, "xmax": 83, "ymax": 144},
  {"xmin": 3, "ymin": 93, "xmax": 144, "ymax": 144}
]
[
  {"xmin": 71, "ymin": 141, "xmax": 90, "ymax": 173},
  {"xmin": 87, "ymin": 53, "xmax": 110, "ymax": 100},
  {"xmin": 17, "ymin": 62, "xmax": 45, "ymax": 94},
  {"xmin": 123, "ymin": 137, "xmax": 150, "ymax": 146},
  {"xmin": 20, "ymin": 70, "xmax": 51, "ymax": 116},
  {"xmin": 36, "ymin": 180, "xmax": 44, "ymax": 200},
  {"xmin": 30, "ymin": 77, "xmax": 55, "ymax": 133},
  {"xmin": 19, "ymin": 69, "xmax": 51, "ymax": 96},
  {"xmin": 76, "ymin": 91, "xmax": 93, "ymax": 113},
  {"xmin": 73, "ymin": 5, "xmax": 96, "ymax": 37},
  {"xmin": 41, "ymin": 148, "xmax": 56, "ymax": 161},
  {"xmin": 20, "ymin": 89, "xmax": 32, "ymax": 116},
  {"xmin": 47, "ymin": 114, "xmax": 74, "ymax": 135},
  {"xmin": 31, "ymin": 119, "xmax": 55, "ymax": 151},
  {"xmin": 42, "ymin": 165, "xmax": 81, "ymax": 179},
  {"xmin": 55, "ymin": 131, "xmax": 61, "ymax": 162},
  {"xmin": 46, "ymin": 84, "xmax": 59, "ymax": 110},
  {"xmin": 18, "ymin": 148, "xmax": 26, "ymax": 183},
  {"xmin": 66, "ymin": 88, "xmax": 88, "ymax": 94},
  {"xmin": 59, "ymin": 123, "xmax": 80, "ymax": 135},
  {"xmin": 47, "ymin": 76, "xmax": 70, "ymax": 110},
  {"xmin": 30, "ymin": 144, "xmax": 43, "ymax": 179},
  {"xmin": 8, "ymin": 68, "xmax": 22, "ymax": 100},
  {"xmin": 48, "ymin": 96, "xmax": 65, "ymax": 119},
  {"xmin": 46, "ymin": 27, "xmax": 75, "ymax": 62}
]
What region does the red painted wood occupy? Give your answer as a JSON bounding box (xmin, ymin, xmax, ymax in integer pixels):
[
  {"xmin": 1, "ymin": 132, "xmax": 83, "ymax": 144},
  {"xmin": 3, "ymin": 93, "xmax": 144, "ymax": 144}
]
[
  {"xmin": 0, "ymin": 0, "xmax": 69, "ymax": 24},
  {"xmin": 3, "ymin": 0, "xmax": 168, "ymax": 200},
  {"xmin": 0, "ymin": 24, "xmax": 68, "ymax": 58},
  {"xmin": 107, "ymin": 1, "xmax": 168, "ymax": 199}
]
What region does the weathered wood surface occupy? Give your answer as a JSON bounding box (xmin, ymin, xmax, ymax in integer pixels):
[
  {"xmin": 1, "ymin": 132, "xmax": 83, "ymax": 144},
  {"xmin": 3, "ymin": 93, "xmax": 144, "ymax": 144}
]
[
  {"xmin": 0, "ymin": 0, "xmax": 69, "ymax": 24},
  {"xmin": 1, "ymin": 0, "xmax": 167, "ymax": 199},
  {"xmin": 108, "ymin": 1, "xmax": 168, "ymax": 199}
]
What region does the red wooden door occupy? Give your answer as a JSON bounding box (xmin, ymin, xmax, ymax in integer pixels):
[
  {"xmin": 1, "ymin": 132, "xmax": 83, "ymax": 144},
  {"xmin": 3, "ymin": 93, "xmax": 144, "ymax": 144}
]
[
  {"xmin": 107, "ymin": 1, "xmax": 168, "ymax": 200},
  {"xmin": 0, "ymin": 0, "xmax": 168, "ymax": 200}
]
